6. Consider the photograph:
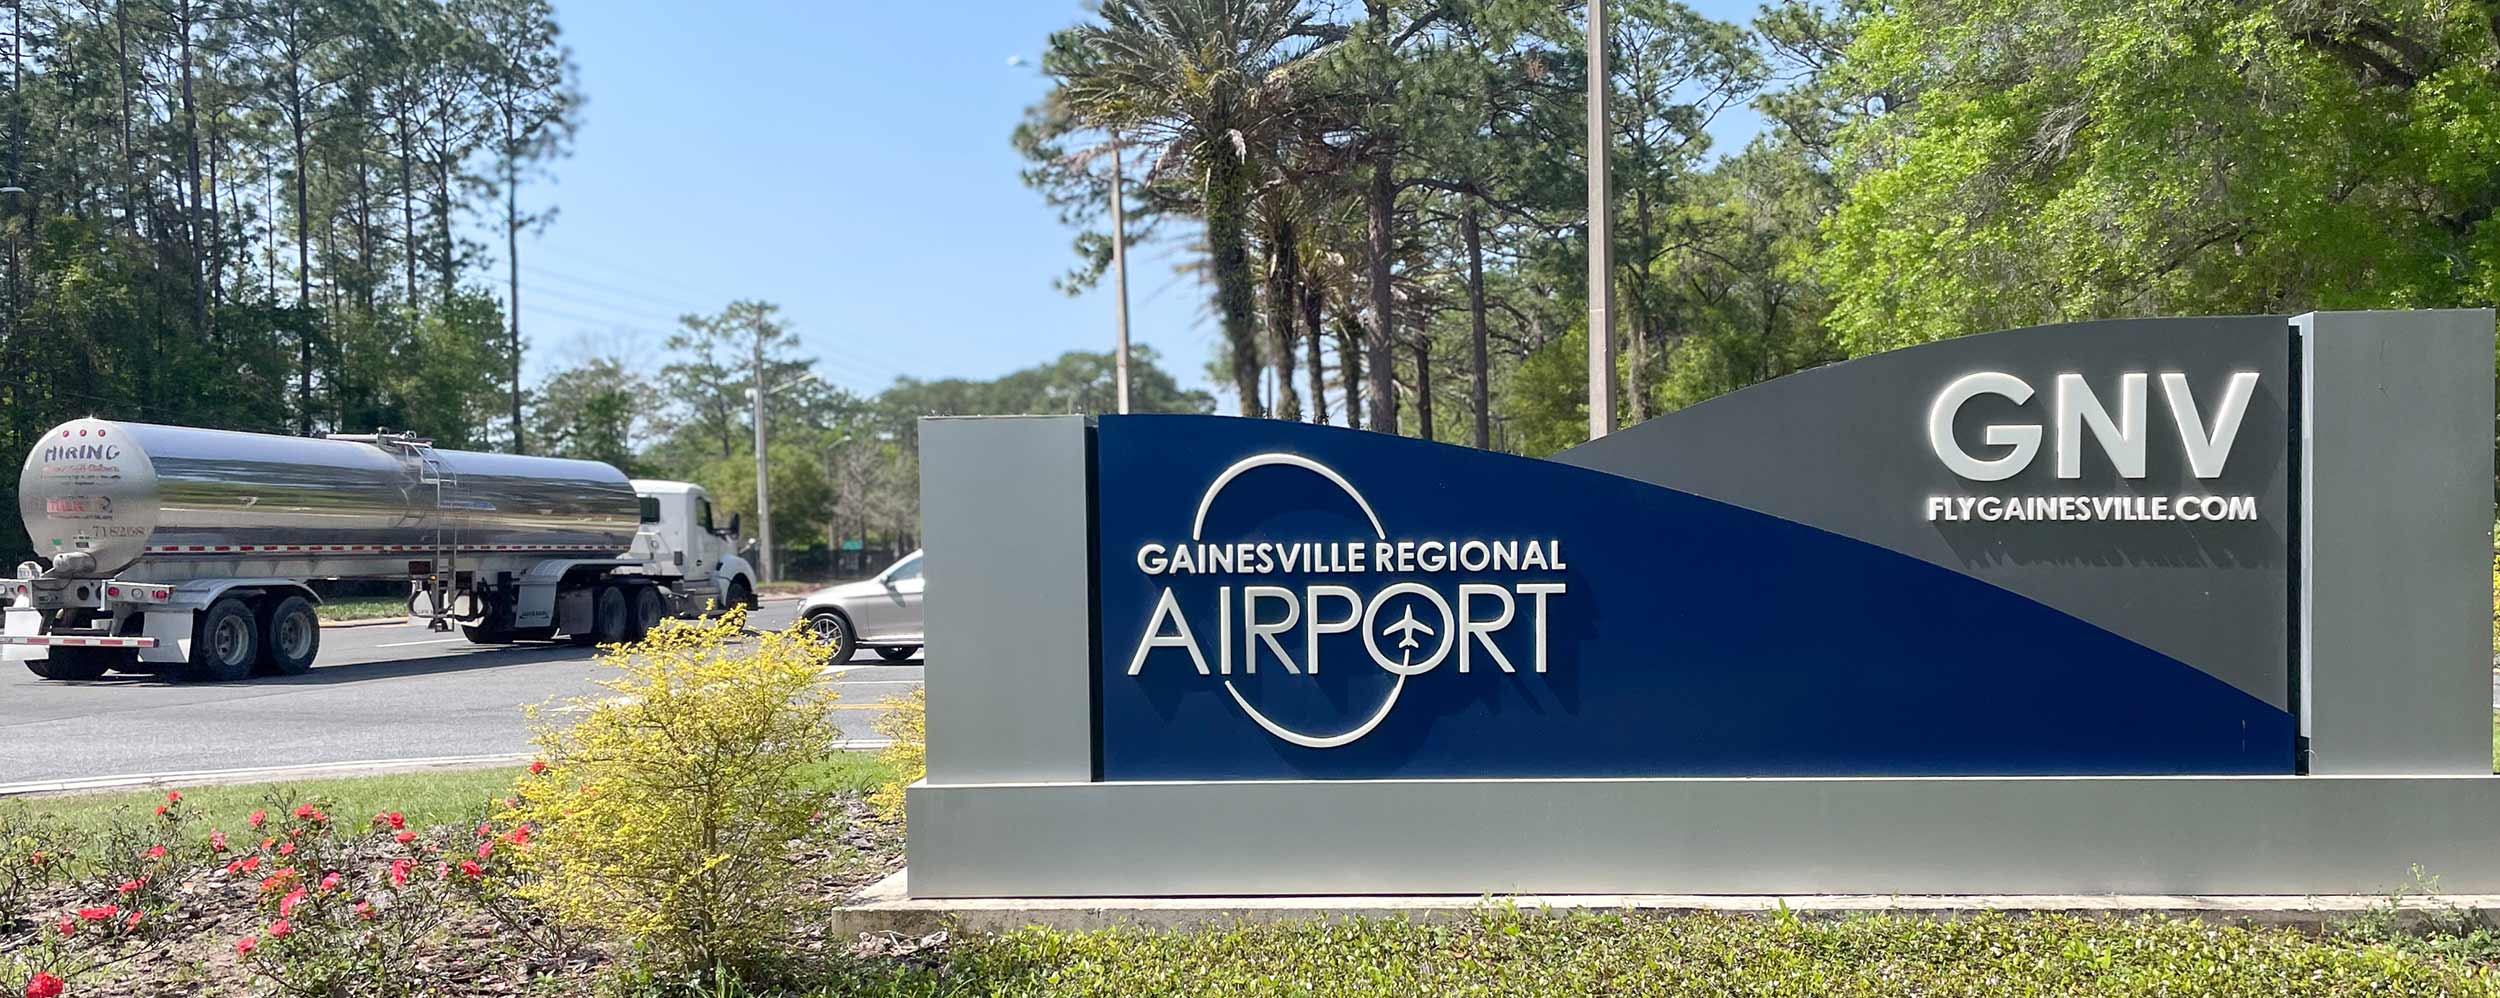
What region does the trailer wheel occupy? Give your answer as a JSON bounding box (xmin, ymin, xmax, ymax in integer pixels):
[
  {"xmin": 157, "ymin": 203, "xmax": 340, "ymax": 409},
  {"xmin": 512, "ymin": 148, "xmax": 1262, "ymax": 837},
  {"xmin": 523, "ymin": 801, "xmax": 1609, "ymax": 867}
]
[
  {"xmin": 183, "ymin": 598, "xmax": 260, "ymax": 683},
  {"xmin": 259, "ymin": 596, "xmax": 320, "ymax": 676},
  {"xmin": 461, "ymin": 623, "xmax": 516, "ymax": 644},
  {"xmin": 26, "ymin": 647, "xmax": 114, "ymax": 681},
  {"xmin": 627, "ymin": 586, "xmax": 666, "ymax": 641}
]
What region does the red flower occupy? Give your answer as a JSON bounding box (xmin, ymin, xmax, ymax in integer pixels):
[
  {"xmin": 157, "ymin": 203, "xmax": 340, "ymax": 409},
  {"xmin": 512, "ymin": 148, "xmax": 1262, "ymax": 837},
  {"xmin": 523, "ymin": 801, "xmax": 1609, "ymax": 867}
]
[
  {"xmin": 116, "ymin": 878, "xmax": 143, "ymax": 894},
  {"xmin": 475, "ymin": 822, "xmax": 492, "ymax": 839},
  {"xmin": 458, "ymin": 860, "xmax": 483, "ymax": 879},
  {"xmin": 354, "ymin": 900, "xmax": 375, "ymax": 920},
  {"xmin": 124, "ymin": 909, "xmax": 144, "ymax": 930},
  {"xmin": 210, "ymin": 831, "xmax": 227, "ymax": 852},
  {"xmin": 54, "ymin": 917, "xmax": 72, "ymax": 937},
  {"xmin": 309, "ymin": 809, "xmax": 328, "ymax": 824},
  {"xmin": 318, "ymin": 872, "xmax": 340, "ymax": 893},
  {"xmin": 383, "ymin": 812, "xmax": 405, "ymax": 830},
  {"xmin": 388, "ymin": 859, "xmax": 415, "ymax": 886},
  {"xmin": 234, "ymin": 936, "xmax": 257, "ymax": 956},
  {"xmin": 291, "ymin": 804, "xmax": 314, "ymax": 820},
  {"xmin": 27, "ymin": 851, "xmax": 44, "ymax": 866},
  {"xmin": 528, "ymin": 759, "xmax": 547, "ymax": 775},
  {"xmin": 259, "ymin": 838, "xmax": 275, "ymax": 851},
  {"xmin": 238, "ymin": 856, "xmax": 261, "ymax": 872},
  {"xmin": 258, "ymin": 868, "xmax": 297, "ymax": 893},
  {"xmin": 76, "ymin": 905, "xmax": 118, "ymax": 921},
  {"xmin": 266, "ymin": 918, "xmax": 292, "ymax": 939},
  {"xmin": 166, "ymin": 791, "xmax": 182, "ymax": 803},
  {"xmin": 144, "ymin": 844, "xmax": 167, "ymax": 859},
  {"xmin": 247, "ymin": 810, "xmax": 266, "ymax": 829},
  {"xmin": 152, "ymin": 805, "xmax": 167, "ymax": 817},
  {"xmin": 24, "ymin": 970, "xmax": 64, "ymax": 998},
  {"xmin": 475, "ymin": 840, "xmax": 493, "ymax": 860},
  {"xmin": 506, "ymin": 824, "xmax": 532, "ymax": 847},
  {"xmin": 276, "ymin": 842, "xmax": 295, "ymax": 857},
  {"xmin": 279, "ymin": 888, "xmax": 307, "ymax": 917},
  {"xmin": 393, "ymin": 831, "xmax": 415, "ymax": 844}
]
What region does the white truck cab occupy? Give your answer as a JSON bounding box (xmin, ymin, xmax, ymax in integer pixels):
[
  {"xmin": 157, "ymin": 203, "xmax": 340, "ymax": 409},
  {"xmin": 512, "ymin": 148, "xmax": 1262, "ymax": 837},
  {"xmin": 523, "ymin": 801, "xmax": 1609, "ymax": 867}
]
[{"xmin": 624, "ymin": 480, "xmax": 758, "ymax": 615}]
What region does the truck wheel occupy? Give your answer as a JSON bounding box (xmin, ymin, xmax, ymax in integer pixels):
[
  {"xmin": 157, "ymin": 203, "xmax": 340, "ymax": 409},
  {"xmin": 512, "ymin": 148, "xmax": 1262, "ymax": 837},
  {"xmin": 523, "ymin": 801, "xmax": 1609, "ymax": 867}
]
[
  {"xmin": 27, "ymin": 648, "xmax": 114, "ymax": 681},
  {"xmin": 461, "ymin": 624, "xmax": 516, "ymax": 645},
  {"xmin": 876, "ymin": 645, "xmax": 919, "ymax": 662},
  {"xmin": 570, "ymin": 586, "xmax": 630, "ymax": 647},
  {"xmin": 627, "ymin": 587, "xmax": 666, "ymax": 641},
  {"xmin": 806, "ymin": 610, "xmax": 857, "ymax": 665},
  {"xmin": 183, "ymin": 598, "xmax": 259, "ymax": 683},
  {"xmin": 259, "ymin": 596, "xmax": 320, "ymax": 676},
  {"xmin": 726, "ymin": 578, "xmax": 756, "ymax": 611}
]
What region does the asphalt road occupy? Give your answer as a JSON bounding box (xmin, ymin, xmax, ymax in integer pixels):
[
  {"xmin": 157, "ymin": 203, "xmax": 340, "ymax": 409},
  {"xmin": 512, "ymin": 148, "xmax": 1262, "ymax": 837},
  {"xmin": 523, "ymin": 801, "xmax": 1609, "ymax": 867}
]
[{"xmin": 0, "ymin": 599, "xmax": 925, "ymax": 787}]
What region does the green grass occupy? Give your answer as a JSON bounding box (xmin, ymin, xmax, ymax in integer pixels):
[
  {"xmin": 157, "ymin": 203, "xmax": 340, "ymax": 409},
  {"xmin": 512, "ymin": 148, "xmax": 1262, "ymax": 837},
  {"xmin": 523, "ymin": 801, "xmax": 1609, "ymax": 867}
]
[
  {"xmin": 4, "ymin": 753, "xmax": 894, "ymax": 853},
  {"xmin": 790, "ymin": 908, "xmax": 2500, "ymax": 997},
  {"xmin": 316, "ymin": 596, "xmax": 407, "ymax": 621}
]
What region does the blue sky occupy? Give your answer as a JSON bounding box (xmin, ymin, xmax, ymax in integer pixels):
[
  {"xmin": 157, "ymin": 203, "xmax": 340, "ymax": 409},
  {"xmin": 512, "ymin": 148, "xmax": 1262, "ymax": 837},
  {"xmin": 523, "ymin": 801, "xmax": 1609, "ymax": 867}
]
[{"xmin": 504, "ymin": 0, "xmax": 1770, "ymax": 403}]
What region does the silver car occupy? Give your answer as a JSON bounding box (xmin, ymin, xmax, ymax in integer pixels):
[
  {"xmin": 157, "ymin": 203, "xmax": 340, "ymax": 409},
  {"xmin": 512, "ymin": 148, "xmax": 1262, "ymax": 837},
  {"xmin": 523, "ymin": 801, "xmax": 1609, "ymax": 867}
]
[{"xmin": 800, "ymin": 550, "xmax": 923, "ymax": 664}]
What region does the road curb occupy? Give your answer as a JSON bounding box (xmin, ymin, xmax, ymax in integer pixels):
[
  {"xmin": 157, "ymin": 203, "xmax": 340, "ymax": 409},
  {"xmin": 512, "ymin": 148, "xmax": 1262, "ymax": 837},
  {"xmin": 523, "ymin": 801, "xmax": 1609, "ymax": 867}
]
[
  {"xmin": 830, "ymin": 869, "xmax": 2487, "ymax": 936},
  {"xmin": 321, "ymin": 616, "xmax": 410, "ymax": 629},
  {"xmin": 0, "ymin": 739, "xmax": 895, "ymax": 798}
]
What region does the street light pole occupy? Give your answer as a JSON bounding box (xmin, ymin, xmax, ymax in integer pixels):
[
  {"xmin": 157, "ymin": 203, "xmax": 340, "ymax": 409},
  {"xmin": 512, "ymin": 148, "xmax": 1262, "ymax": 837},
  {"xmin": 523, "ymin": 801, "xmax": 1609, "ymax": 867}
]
[
  {"xmin": 1585, "ymin": 0, "xmax": 1618, "ymax": 441},
  {"xmin": 750, "ymin": 333, "xmax": 774, "ymax": 586},
  {"xmin": 1109, "ymin": 129, "xmax": 1133, "ymax": 414}
]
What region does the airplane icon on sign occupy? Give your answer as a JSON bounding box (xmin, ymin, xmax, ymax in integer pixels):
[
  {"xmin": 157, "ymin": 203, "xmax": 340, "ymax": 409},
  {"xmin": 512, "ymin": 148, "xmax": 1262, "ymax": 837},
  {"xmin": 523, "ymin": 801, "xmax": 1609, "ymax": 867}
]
[{"xmin": 1382, "ymin": 605, "xmax": 1433, "ymax": 650}]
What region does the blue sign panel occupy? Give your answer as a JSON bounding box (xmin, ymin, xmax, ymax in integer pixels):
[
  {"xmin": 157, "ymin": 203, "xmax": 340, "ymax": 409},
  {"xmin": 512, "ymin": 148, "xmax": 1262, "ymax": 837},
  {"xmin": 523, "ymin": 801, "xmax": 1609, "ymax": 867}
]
[{"xmin": 1093, "ymin": 412, "xmax": 2296, "ymax": 781}]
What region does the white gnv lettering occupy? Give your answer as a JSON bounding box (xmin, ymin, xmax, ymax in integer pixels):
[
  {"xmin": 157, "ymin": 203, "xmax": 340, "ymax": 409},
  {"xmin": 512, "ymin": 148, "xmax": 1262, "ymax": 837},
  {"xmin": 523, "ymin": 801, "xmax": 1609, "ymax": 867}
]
[{"xmin": 1930, "ymin": 371, "xmax": 2258, "ymax": 481}]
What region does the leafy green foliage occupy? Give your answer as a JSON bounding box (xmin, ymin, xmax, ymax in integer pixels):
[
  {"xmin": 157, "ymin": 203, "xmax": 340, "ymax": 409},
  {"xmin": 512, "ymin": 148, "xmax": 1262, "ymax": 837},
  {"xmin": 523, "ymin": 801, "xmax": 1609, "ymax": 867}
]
[
  {"xmin": 1818, "ymin": 0, "xmax": 2500, "ymax": 353},
  {"xmin": 512, "ymin": 608, "xmax": 842, "ymax": 974}
]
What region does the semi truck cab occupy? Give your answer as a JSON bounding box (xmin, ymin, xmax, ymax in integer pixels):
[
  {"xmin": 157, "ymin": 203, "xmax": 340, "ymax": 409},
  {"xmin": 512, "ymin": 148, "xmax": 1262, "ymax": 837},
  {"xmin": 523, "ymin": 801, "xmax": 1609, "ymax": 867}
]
[{"xmin": 621, "ymin": 480, "xmax": 757, "ymax": 615}]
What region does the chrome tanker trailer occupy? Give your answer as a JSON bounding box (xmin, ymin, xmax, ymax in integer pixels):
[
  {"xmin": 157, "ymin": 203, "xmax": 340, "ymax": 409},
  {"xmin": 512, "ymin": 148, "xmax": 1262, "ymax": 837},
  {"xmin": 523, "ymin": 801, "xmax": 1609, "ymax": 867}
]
[{"xmin": 6, "ymin": 418, "xmax": 759, "ymax": 681}]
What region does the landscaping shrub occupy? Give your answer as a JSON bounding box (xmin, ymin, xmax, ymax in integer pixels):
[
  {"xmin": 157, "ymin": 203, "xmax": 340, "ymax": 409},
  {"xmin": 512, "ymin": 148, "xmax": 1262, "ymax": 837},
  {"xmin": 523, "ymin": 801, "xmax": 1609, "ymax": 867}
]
[
  {"xmin": 509, "ymin": 605, "xmax": 840, "ymax": 976},
  {"xmin": 867, "ymin": 687, "xmax": 924, "ymax": 827}
]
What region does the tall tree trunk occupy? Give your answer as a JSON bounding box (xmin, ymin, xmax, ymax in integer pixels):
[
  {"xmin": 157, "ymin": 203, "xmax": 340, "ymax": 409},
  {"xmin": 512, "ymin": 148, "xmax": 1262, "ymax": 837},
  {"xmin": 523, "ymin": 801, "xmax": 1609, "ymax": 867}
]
[
  {"xmin": 1464, "ymin": 203, "xmax": 1490, "ymax": 449},
  {"xmin": 175, "ymin": 0, "xmax": 208, "ymax": 339},
  {"xmin": 433, "ymin": 112, "xmax": 456, "ymax": 302},
  {"xmin": 1206, "ymin": 142, "xmax": 1263, "ymax": 417},
  {"xmin": 398, "ymin": 117, "xmax": 417, "ymax": 307},
  {"xmin": 1624, "ymin": 189, "xmax": 1652, "ymax": 423},
  {"xmin": 1262, "ymin": 211, "xmax": 1301, "ymax": 422},
  {"xmin": 291, "ymin": 78, "xmax": 313, "ymax": 436},
  {"xmin": 1412, "ymin": 338, "xmax": 1433, "ymax": 442},
  {"xmin": 207, "ymin": 109, "xmax": 225, "ymax": 313},
  {"xmin": 111, "ymin": 1, "xmax": 135, "ymax": 233},
  {"xmin": 354, "ymin": 162, "xmax": 374, "ymax": 316},
  {"xmin": 1335, "ymin": 311, "xmax": 1364, "ymax": 430},
  {"xmin": 505, "ymin": 128, "xmax": 525, "ymax": 453},
  {"xmin": 1301, "ymin": 282, "xmax": 1327, "ymax": 425},
  {"xmin": 1364, "ymin": 152, "xmax": 1397, "ymax": 433}
]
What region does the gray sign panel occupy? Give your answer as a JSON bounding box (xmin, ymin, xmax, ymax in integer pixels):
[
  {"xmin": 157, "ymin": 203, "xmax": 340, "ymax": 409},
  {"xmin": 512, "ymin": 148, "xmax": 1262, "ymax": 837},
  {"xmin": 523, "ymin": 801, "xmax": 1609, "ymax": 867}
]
[{"xmin": 1560, "ymin": 316, "xmax": 2293, "ymax": 710}]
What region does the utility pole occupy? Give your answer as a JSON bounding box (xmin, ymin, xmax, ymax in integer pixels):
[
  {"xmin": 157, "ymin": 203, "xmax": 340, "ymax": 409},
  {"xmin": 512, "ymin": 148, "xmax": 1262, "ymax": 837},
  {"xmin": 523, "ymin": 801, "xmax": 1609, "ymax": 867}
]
[
  {"xmin": 1110, "ymin": 128, "xmax": 1133, "ymax": 414},
  {"xmin": 750, "ymin": 331, "xmax": 774, "ymax": 585},
  {"xmin": 1586, "ymin": 0, "xmax": 1618, "ymax": 440}
]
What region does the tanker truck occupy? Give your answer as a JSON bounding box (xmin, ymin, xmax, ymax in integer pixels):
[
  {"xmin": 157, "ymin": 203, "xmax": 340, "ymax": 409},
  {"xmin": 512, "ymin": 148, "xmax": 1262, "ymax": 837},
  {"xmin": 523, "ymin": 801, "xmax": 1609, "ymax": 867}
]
[{"xmin": 4, "ymin": 418, "xmax": 760, "ymax": 682}]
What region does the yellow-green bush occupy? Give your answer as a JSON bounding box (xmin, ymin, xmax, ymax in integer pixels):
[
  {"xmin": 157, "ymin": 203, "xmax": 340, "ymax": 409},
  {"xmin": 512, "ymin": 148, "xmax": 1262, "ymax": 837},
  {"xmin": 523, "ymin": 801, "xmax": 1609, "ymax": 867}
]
[
  {"xmin": 509, "ymin": 606, "xmax": 838, "ymax": 974},
  {"xmin": 869, "ymin": 687, "xmax": 925, "ymax": 826}
]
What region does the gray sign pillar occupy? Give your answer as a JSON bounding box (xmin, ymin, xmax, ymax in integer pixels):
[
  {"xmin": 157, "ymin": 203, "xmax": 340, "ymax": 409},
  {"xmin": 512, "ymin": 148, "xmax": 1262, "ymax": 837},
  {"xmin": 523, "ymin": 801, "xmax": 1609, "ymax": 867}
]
[
  {"xmin": 2298, "ymin": 309, "xmax": 2495, "ymax": 775},
  {"xmin": 918, "ymin": 415, "xmax": 1095, "ymax": 784}
]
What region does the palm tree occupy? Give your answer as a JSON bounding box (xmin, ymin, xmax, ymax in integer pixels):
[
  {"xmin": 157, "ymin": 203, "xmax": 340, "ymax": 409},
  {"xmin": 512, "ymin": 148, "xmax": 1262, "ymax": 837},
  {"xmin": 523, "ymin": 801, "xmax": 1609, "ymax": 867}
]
[{"xmin": 1052, "ymin": 0, "xmax": 1320, "ymax": 418}]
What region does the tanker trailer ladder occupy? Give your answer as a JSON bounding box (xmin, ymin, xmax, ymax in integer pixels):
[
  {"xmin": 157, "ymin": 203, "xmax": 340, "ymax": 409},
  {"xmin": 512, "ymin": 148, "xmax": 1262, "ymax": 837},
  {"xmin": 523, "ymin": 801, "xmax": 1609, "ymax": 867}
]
[{"xmin": 416, "ymin": 443, "xmax": 461, "ymax": 634}]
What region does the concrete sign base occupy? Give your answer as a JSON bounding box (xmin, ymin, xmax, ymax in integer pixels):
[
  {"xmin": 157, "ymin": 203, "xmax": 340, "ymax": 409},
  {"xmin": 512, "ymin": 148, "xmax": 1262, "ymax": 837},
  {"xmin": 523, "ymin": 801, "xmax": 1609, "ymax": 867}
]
[{"xmin": 907, "ymin": 773, "xmax": 2500, "ymax": 898}]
